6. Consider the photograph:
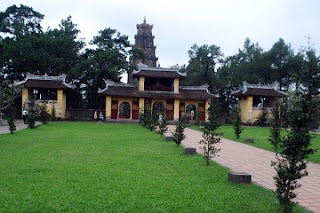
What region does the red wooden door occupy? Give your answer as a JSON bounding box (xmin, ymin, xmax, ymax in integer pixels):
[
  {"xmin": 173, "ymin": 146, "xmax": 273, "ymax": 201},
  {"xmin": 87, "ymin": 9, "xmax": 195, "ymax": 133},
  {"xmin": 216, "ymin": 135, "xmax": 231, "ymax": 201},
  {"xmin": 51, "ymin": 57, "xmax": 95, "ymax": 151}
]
[
  {"xmin": 198, "ymin": 103, "xmax": 205, "ymax": 121},
  {"xmin": 166, "ymin": 101, "xmax": 174, "ymax": 120},
  {"xmin": 111, "ymin": 101, "xmax": 118, "ymax": 119},
  {"xmin": 132, "ymin": 101, "xmax": 139, "ymax": 120}
]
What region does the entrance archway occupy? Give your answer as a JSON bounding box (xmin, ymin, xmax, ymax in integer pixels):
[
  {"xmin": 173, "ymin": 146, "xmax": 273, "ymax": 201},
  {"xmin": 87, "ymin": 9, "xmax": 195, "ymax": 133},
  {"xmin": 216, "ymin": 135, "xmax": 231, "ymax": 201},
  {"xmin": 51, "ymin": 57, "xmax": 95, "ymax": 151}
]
[
  {"xmin": 186, "ymin": 104, "xmax": 196, "ymax": 120},
  {"xmin": 119, "ymin": 102, "xmax": 131, "ymax": 119},
  {"xmin": 152, "ymin": 102, "xmax": 165, "ymax": 115}
]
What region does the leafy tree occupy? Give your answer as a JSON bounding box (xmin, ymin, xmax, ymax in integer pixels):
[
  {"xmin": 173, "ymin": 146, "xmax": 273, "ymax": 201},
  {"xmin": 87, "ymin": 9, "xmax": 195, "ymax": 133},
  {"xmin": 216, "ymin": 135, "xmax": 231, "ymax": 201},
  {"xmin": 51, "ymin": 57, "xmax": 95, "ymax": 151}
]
[
  {"xmin": 0, "ymin": 79, "xmax": 23, "ymax": 112},
  {"xmin": 81, "ymin": 28, "xmax": 130, "ymax": 108},
  {"xmin": 172, "ymin": 118, "xmax": 186, "ymax": 147},
  {"xmin": 0, "ymin": 4, "xmax": 45, "ymax": 80},
  {"xmin": 255, "ymin": 107, "xmax": 268, "ymax": 127},
  {"xmin": 148, "ymin": 111, "xmax": 159, "ymax": 132},
  {"xmin": 183, "ymin": 44, "xmax": 223, "ymax": 91},
  {"xmin": 39, "ymin": 102, "xmax": 50, "ymax": 124},
  {"xmin": 27, "ymin": 100, "xmax": 36, "ymax": 129},
  {"xmin": 270, "ymin": 93, "xmax": 315, "ymax": 213},
  {"xmin": 7, "ymin": 106, "xmax": 16, "ymax": 134},
  {"xmin": 267, "ymin": 38, "xmax": 294, "ymax": 91},
  {"xmin": 138, "ymin": 108, "xmax": 146, "ymax": 126},
  {"xmin": 0, "ymin": 4, "xmax": 44, "ymax": 37},
  {"xmin": 199, "ymin": 98, "xmax": 221, "ymax": 166},
  {"xmin": 51, "ymin": 105, "xmax": 56, "ymax": 121},
  {"xmin": 157, "ymin": 113, "xmax": 168, "ymax": 137},
  {"xmin": 199, "ymin": 132, "xmax": 221, "ymax": 166},
  {"xmin": 233, "ymin": 106, "xmax": 243, "ymax": 139},
  {"xmin": 269, "ymin": 100, "xmax": 282, "ymax": 150}
]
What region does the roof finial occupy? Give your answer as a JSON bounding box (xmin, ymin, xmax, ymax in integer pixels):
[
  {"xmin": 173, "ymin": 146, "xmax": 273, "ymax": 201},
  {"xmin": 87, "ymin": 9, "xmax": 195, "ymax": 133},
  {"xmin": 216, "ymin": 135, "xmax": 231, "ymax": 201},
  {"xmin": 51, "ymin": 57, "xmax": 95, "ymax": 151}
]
[{"xmin": 143, "ymin": 16, "xmax": 146, "ymax": 23}]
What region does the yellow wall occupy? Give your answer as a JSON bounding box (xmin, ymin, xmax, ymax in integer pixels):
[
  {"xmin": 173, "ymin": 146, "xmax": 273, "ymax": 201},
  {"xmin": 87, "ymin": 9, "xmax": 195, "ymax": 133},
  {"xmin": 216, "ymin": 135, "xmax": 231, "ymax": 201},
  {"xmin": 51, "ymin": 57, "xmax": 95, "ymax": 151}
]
[
  {"xmin": 22, "ymin": 88, "xmax": 67, "ymax": 118},
  {"xmin": 139, "ymin": 76, "xmax": 145, "ymax": 91},
  {"xmin": 174, "ymin": 78, "xmax": 179, "ymax": 93},
  {"xmin": 174, "ymin": 99, "xmax": 180, "ymax": 120},
  {"xmin": 105, "ymin": 96, "xmax": 112, "ymax": 119},
  {"xmin": 205, "ymin": 100, "xmax": 210, "ymax": 120},
  {"xmin": 22, "ymin": 88, "xmax": 28, "ymax": 110}
]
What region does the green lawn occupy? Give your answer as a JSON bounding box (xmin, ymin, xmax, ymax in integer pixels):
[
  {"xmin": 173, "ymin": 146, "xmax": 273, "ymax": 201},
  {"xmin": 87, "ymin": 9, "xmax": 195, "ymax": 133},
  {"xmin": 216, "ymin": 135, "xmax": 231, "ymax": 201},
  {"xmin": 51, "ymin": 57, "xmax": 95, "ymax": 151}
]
[
  {"xmin": 191, "ymin": 125, "xmax": 320, "ymax": 164},
  {"xmin": 0, "ymin": 122, "xmax": 308, "ymax": 212}
]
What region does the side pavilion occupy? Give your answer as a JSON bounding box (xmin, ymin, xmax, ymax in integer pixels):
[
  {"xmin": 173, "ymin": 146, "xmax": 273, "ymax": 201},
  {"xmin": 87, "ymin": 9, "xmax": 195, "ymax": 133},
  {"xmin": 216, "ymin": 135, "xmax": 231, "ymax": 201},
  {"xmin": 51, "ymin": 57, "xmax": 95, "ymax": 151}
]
[
  {"xmin": 16, "ymin": 73, "xmax": 75, "ymax": 119},
  {"xmin": 232, "ymin": 82, "xmax": 286, "ymax": 124}
]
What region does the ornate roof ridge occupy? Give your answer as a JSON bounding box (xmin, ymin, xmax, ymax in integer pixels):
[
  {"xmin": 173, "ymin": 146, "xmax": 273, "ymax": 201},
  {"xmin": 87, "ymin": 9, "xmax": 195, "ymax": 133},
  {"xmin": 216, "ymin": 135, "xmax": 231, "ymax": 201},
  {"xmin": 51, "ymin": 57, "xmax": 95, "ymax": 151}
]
[
  {"xmin": 98, "ymin": 79, "xmax": 136, "ymax": 94},
  {"xmin": 14, "ymin": 73, "xmax": 75, "ymax": 89},
  {"xmin": 243, "ymin": 81, "xmax": 279, "ymax": 90},
  {"xmin": 133, "ymin": 63, "xmax": 186, "ymax": 76}
]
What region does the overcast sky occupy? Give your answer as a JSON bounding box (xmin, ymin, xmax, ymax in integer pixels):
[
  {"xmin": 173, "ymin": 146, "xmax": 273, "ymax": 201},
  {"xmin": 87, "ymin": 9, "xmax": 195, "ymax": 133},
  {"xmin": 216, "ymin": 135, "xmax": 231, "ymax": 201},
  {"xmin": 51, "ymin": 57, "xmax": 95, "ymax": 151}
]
[{"xmin": 1, "ymin": 0, "xmax": 319, "ymax": 67}]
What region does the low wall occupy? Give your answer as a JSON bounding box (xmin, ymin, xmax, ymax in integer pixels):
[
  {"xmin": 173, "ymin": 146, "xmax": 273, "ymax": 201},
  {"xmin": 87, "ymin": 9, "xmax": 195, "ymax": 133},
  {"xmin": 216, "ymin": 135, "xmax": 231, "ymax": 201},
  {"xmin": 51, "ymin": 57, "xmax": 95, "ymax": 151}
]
[{"xmin": 66, "ymin": 109, "xmax": 105, "ymax": 121}]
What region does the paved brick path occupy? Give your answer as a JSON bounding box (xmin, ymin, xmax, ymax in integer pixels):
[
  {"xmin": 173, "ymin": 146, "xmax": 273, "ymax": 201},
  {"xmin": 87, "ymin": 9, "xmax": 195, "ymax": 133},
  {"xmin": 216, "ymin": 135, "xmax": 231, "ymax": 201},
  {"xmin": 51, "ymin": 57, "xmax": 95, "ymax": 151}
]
[
  {"xmin": 167, "ymin": 126, "xmax": 320, "ymax": 213},
  {"xmin": 0, "ymin": 119, "xmax": 40, "ymax": 135}
]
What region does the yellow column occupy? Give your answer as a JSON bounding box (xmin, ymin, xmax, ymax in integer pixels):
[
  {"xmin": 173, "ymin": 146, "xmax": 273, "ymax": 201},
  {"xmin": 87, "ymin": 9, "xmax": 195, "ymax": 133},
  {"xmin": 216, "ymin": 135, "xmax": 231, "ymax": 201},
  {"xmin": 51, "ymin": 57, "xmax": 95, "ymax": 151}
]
[
  {"xmin": 139, "ymin": 98, "xmax": 145, "ymax": 112},
  {"xmin": 247, "ymin": 96, "xmax": 253, "ymax": 122},
  {"xmin": 174, "ymin": 78, "xmax": 179, "ymax": 93},
  {"xmin": 22, "ymin": 88, "xmax": 29, "ymax": 109},
  {"xmin": 205, "ymin": 100, "xmax": 210, "ymax": 120},
  {"xmin": 57, "ymin": 89, "xmax": 65, "ymax": 118},
  {"xmin": 106, "ymin": 96, "xmax": 112, "ymax": 119},
  {"xmin": 174, "ymin": 99, "xmax": 180, "ymax": 120},
  {"xmin": 139, "ymin": 76, "xmax": 145, "ymax": 91}
]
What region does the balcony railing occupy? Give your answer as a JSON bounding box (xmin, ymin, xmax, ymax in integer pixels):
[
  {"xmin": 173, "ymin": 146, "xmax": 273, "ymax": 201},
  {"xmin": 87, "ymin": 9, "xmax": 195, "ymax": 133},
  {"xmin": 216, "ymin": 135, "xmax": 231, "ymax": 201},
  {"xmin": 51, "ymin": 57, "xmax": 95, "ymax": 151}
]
[{"xmin": 145, "ymin": 85, "xmax": 173, "ymax": 92}]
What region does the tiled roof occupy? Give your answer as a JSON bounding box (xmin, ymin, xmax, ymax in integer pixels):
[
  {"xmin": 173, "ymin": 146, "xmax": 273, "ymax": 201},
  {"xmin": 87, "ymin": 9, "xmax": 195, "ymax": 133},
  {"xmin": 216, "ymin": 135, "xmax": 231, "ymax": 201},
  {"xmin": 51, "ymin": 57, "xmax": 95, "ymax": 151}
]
[
  {"xmin": 132, "ymin": 63, "xmax": 186, "ymax": 79},
  {"xmin": 15, "ymin": 73, "xmax": 75, "ymax": 89},
  {"xmin": 98, "ymin": 80, "xmax": 213, "ymax": 101},
  {"xmin": 232, "ymin": 82, "xmax": 286, "ymax": 97}
]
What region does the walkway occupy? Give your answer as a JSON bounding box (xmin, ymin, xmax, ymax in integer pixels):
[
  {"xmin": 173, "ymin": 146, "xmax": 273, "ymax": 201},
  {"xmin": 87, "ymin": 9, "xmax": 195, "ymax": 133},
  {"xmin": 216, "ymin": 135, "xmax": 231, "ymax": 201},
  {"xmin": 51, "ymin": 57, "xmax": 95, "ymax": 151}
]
[
  {"xmin": 167, "ymin": 126, "xmax": 320, "ymax": 213},
  {"xmin": 0, "ymin": 119, "xmax": 40, "ymax": 135}
]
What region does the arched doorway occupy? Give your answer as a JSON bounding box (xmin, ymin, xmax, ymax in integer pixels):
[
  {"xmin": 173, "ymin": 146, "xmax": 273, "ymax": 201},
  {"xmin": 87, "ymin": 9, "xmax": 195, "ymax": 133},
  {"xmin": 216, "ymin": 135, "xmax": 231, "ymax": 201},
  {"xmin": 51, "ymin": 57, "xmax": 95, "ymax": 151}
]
[
  {"xmin": 119, "ymin": 102, "xmax": 131, "ymax": 119},
  {"xmin": 153, "ymin": 102, "xmax": 165, "ymax": 115},
  {"xmin": 186, "ymin": 104, "xmax": 196, "ymax": 120}
]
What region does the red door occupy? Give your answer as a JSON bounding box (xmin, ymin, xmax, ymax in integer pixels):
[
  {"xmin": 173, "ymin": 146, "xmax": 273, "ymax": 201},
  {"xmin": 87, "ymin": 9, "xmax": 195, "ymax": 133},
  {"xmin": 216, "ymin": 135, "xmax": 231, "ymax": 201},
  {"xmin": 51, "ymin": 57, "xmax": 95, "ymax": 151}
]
[
  {"xmin": 166, "ymin": 101, "xmax": 174, "ymax": 120},
  {"xmin": 111, "ymin": 101, "xmax": 118, "ymax": 119},
  {"xmin": 132, "ymin": 101, "xmax": 139, "ymax": 120},
  {"xmin": 198, "ymin": 103, "xmax": 205, "ymax": 121}
]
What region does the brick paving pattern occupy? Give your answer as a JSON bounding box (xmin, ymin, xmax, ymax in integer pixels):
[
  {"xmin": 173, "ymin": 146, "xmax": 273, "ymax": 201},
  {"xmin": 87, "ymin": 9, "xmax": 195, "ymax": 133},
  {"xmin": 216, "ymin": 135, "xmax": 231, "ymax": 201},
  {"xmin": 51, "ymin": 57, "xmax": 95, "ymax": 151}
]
[{"xmin": 167, "ymin": 126, "xmax": 320, "ymax": 213}]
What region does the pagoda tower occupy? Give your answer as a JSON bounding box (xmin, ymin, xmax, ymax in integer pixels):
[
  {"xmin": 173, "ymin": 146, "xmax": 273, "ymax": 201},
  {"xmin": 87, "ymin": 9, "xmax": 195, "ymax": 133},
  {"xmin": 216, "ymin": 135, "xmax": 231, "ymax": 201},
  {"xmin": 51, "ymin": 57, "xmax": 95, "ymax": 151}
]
[{"xmin": 130, "ymin": 17, "xmax": 158, "ymax": 67}]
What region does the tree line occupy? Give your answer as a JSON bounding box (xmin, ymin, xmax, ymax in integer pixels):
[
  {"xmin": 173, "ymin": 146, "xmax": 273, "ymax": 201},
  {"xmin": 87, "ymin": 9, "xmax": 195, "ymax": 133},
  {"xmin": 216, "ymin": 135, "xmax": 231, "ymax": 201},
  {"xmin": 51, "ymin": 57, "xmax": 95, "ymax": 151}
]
[{"xmin": 1, "ymin": 4, "xmax": 319, "ymax": 111}]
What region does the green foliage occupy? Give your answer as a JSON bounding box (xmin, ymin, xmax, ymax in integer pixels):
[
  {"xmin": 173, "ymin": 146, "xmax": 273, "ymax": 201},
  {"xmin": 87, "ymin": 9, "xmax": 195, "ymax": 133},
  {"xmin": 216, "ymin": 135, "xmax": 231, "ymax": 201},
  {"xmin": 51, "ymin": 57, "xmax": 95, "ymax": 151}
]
[
  {"xmin": 27, "ymin": 100, "xmax": 36, "ymax": 129},
  {"xmin": 172, "ymin": 118, "xmax": 186, "ymax": 147},
  {"xmin": 255, "ymin": 107, "xmax": 269, "ymax": 127},
  {"xmin": 0, "ymin": 4, "xmax": 44, "ymax": 36},
  {"xmin": 138, "ymin": 108, "xmax": 146, "ymax": 126},
  {"xmin": 7, "ymin": 106, "xmax": 16, "ymax": 134},
  {"xmin": 51, "ymin": 105, "xmax": 56, "ymax": 121},
  {"xmin": 233, "ymin": 107, "xmax": 243, "ymax": 139},
  {"xmin": 269, "ymin": 101, "xmax": 282, "ymax": 149},
  {"xmin": 157, "ymin": 114, "xmax": 168, "ymax": 137},
  {"xmin": 148, "ymin": 111, "xmax": 159, "ymax": 132},
  {"xmin": 270, "ymin": 93, "xmax": 315, "ymax": 213},
  {"xmin": 183, "ymin": 44, "xmax": 223, "ymax": 89},
  {"xmin": 39, "ymin": 103, "xmax": 50, "ymax": 124},
  {"xmin": 199, "ymin": 100, "xmax": 221, "ymax": 166},
  {"xmin": 0, "ymin": 79, "xmax": 23, "ymax": 112},
  {"xmin": 199, "ymin": 133, "xmax": 221, "ymax": 166}
]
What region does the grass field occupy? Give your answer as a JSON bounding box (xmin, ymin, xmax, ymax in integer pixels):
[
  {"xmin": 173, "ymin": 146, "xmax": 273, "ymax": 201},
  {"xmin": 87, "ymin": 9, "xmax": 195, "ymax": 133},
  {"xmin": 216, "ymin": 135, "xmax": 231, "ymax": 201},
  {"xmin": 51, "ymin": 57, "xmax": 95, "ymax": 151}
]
[
  {"xmin": 190, "ymin": 125, "xmax": 320, "ymax": 164},
  {"xmin": 0, "ymin": 122, "xmax": 308, "ymax": 212}
]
